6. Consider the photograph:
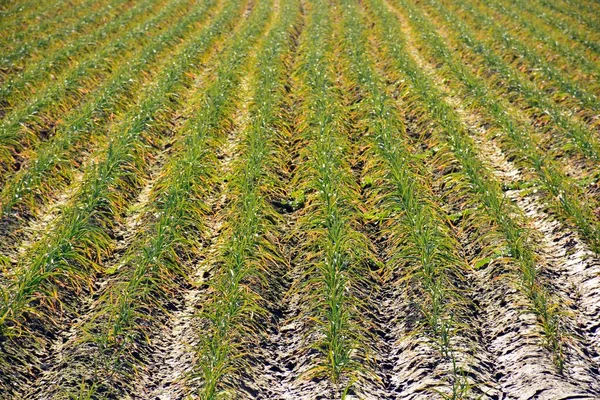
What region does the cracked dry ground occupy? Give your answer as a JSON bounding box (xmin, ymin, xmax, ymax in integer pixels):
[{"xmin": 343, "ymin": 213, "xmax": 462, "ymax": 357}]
[{"xmin": 1, "ymin": 0, "xmax": 599, "ymax": 398}]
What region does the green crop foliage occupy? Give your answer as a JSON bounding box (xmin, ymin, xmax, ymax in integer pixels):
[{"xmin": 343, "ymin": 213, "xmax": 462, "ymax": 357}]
[
  {"xmin": 339, "ymin": 0, "xmax": 469, "ymax": 396},
  {"xmin": 450, "ymin": 0, "xmax": 600, "ymax": 116},
  {"xmin": 529, "ymin": 0, "xmax": 600, "ymax": 54},
  {"xmin": 423, "ymin": 0, "xmax": 600, "ymax": 164},
  {"xmin": 414, "ymin": 0, "xmax": 600, "ymax": 252},
  {"xmin": 0, "ymin": 0, "xmax": 215, "ymax": 217},
  {"xmin": 0, "ymin": 0, "xmax": 125, "ymax": 78},
  {"xmin": 0, "ymin": 0, "xmax": 81, "ymax": 42},
  {"xmin": 0, "ymin": 0, "xmax": 161, "ymax": 107},
  {"xmin": 194, "ymin": 1, "xmax": 302, "ymax": 398},
  {"xmin": 0, "ymin": 0, "xmax": 245, "ymax": 339},
  {"xmin": 365, "ymin": 0, "xmax": 570, "ymax": 371},
  {"xmin": 2, "ymin": 0, "xmax": 599, "ymax": 397},
  {"xmin": 484, "ymin": 0, "xmax": 600, "ymax": 84},
  {"xmin": 0, "ymin": 0, "xmax": 164, "ymax": 169},
  {"xmin": 285, "ymin": 0, "xmax": 373, "ymax": 391}
]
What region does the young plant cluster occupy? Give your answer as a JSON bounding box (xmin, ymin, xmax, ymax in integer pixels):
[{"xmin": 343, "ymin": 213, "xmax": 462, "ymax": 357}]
[
  {"xmin": 0, "ymin": 0, "xmax": 246, "ymax": 341},
  {"xmin": 0, "ymin": 0, "xmax": 127, "ymax": 79},
  {"xmin": 414, "ymin": 0, "xmax": 600, "ymax": 252},
  {"xmin": 365, "ymin": 0, "xmax": 569, "ymax": 369},
  {"xmin": 195, "ymin": 1, "xmax": 304, "ymax": 398},
  {"xmin": 2, "ymin": 0, "xmax": 599, "ymax": 397},
  {"xmin": 0, "ymin": 0, "xmax": 214, "ymax": 217},
  {"xmin": 338, "ymin": 0, "xmax": 470, "ymax": 396},
  {"xmin": 288, "ymin": 0, "xmax": 372, "ymax": 391},
  {"xmin": 444, "ymin": 0, "xmax": 600, "ymax": 130},
  {"xmin": 510, "ymin": 0, "xmax": 600, "ymax": 57},
  {"xmin": 485, "ymin": 0, "xmax": 600, "ymax": 85}
]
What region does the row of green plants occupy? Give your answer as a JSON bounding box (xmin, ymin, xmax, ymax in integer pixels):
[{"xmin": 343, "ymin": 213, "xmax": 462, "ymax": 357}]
[
  {"xmin": 290, "ymin": 0, "xmax": 370, "ymax": 390},
  {"xmin": 365, "ymin": 0, "xmax": 567, "ymax": 370},
  {"xmin": 0, "ymin": 0, "xmax": 119, "ymax": 76},
  {"xmin": 449, "ymin": 0, "xmax": 600, "ymax": 115},
  {"xmin": 533, "ymin": 0, "xmax": 600, "ymax": 53},
  {"xmin": 487, "ymin": 0, "xmax": 600, "ymax": 86},
  {"xmin": 0, "ymin": 0, "xmax": 160, "ymax": 107},
  {"xmin": 0, "ymin": 0, "xmax": 245, "ymax": 345},
  {"xmin": 0, "ymin": 0, "xmax": 47, "ymax": 22},
  {"xmin": 0, "ymin": 0, "xmax": 91, "ymax": 54},
  {"xmin": 339, "ymin": 0, "xmax": 469, "ymax": 396},
  {"xmin": 196, "ymin": 2, "xmax": 301, "ymax": 397},
  {"xmin": 47, "ymin": 1, "xmax": 277, "ymax": 397},
  {"xmin": 423, "ymin": 0, "xmax": 600, "ymax": 165},
  {"xmin": 399, "ymin": 0, "xmax": 584, "ymax": 368},
  {"xmin": 0, "ymin": 0, "xmax": 79, "ymax": 44},
  {"xmin": 414, "ymin": 0, "xmax": 600, "ymax": 252},
  {"xmin": 553, "ymin": 0, "xmax": 600, "ymax": 23},
  {"xmin": 0, "ymin": 0, "xmax": 168, "ymax": 169},
  {"xmin": 433, "ymin": 0, "xmax": 600, "ymax": 155},
  {"xmin": 473, "ymin": 0, "xmax": 600, "ymax": 101},
  {"xmin": 0, "ymin": 0, "xmax": 215, "ymax": 219},
  {"xmin": 564, "ymin": 0, "xmax": 600, "ymax": 18}
]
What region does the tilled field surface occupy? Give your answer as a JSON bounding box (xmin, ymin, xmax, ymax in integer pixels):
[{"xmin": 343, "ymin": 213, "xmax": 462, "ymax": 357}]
[{"xmin": 1, "ymin": 0, "xmax": 600, "ymax": 398}]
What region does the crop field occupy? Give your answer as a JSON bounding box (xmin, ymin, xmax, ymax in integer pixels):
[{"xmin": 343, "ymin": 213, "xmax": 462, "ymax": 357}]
[{"xmin": 1, "ymin": 0, "xmax": 600, "ymax": 398}]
